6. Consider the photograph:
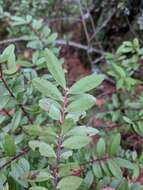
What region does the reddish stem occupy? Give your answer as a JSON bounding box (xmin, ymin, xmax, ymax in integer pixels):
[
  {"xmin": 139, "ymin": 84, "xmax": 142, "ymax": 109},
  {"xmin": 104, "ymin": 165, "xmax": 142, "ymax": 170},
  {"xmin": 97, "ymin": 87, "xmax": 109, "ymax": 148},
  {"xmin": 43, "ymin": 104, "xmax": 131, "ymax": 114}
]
[{"xmin": 60, "ymin": 89, "xmax": 68, "ymax": 124}]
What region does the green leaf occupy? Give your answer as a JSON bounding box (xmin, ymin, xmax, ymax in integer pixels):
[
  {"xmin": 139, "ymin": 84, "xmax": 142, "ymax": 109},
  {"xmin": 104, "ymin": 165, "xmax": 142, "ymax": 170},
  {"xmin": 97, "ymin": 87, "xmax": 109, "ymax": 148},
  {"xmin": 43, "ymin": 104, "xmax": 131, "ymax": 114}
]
[
  {"xmin": 132, "ymin": 164, "xmax": 140, "ymax": 179},
  {"xmin": 66, "ymin": 126, "xmax": 99, "ymax": 137},
  {"xmin": 10, "ymin": 161, "xmax": 28, "ymax": 187},
  {"xmin": 11, "ymin": 110, "xmax": 22, "ymax": 132},
  {"xmin": 16, "ymin": 60, "xmax": 32, "ymax": 67},
  {"xmin": 69, "ymin": 74, "xmax": 104, "ymax": 94},
  {"xmin": 62, "ymin": 136, "xmax": 91, "ymax": 149},
  {"xmin": 67, "ymin": 94, "xmax": 96, "ymax": 112},
  {"xmin": 33, "ymin": 77, "xmax": 63, "ymax": 101},
  {"xmin": 61, "ymin": 151, "xmax": 73, "ymax": 160},
  {"xmin": 123, "ymin": 116, "xmax": 133, "ymax": 124},
  {"xmin": 19, "ymin": 158, "xmax": 30, "ymax": 173},
  {"xmin": 100, "ymin": 161, "xmax": 112, "ymax": 176},
  {"xmin": 29, "ymin": 140, "xmax": 56, "ymax": 157},
  {"xmin": 45, "ymin": 49, "xmax": 66, "ymax": 88},
  {"xmin": 11, "ymin": 16, "xmax": 27, "ymax": 25},
  {"xmin": 47, "ymin": 33, "xmax": 57, "ymax": 43},
  {"xmin": 84, "ymin": 170, "xmax": 94, "ymax": 188},
  {"xmin": 117, "ymin": 178, "xmax": 129, "ymax": 190},
  {"xmin": 1, "ymin": 44, "xmax": 17, "ymax": 74},
  {"xmin": 23, "ymin": 125, "xmax": 43, "ymax": 136},
  {"xmin": 29, "ymin": 187, "xmax": 48, "ymax": 190},
  {"xmin": 133, "ymin": 38, "xmax": 139, "ymax": 49},
  {"xmin": 23, "ymin": 125, "xmax": 56, "ymax": 137},
  {"xmin": 107, "ymin": 159, "xmax": 122, "ymax": 179},
  {"xmin": 92, "ymin": 162, "xmax": 103, "ymax": 178},
  {"xmin": 1, "ymin": 44, "xmax": 15, "ymax": 62},
  {"xmin": 96, "ymin": 138, "xmax": 106, "ymax": 158},
  {"xmin": 28, "ymin": 171, "xmax": 51, "ymax": 182},
  {"xmin": 108, "ymin": 133, "xmax": 121, "ymax": 156},
  {"xmin": 0, "ymin": 95, "xmax": 9, "ymax": 109},
  {"xmin": 111, "ymin": 63, "xmax": 126, "ymax": 78},
  {"xmin": 3, "ymin": 134, "xmax": 16, "ymax": 156},
  {"xmin": 59, "ymin": 163, "xmax": 79, "ymax": 177},
  {"xmin": 57, "ymin": 176, "xmax": 83, "ymax": 190},
  {"xmin": 115, "ymin": 158, "xmax": 134, "ymax": 169},
  {"xmin": 61, "ymin": 119, "xmax": 75, "ymax": 134},
  {"xmin": 39, "ymin": 98, "xmax": 61, "ymax": 120},
  {"xmin": 27, "ymin": 40, "xmax": 42, "ymax": 50}
]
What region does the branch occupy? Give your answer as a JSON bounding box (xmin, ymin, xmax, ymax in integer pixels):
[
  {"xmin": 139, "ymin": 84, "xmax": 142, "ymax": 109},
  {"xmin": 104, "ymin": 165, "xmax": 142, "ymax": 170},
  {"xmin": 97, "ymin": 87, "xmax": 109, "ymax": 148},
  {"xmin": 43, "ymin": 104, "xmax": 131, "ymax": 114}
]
[
  {"xmin": 0, "ymin": 147, "xmax": 29, "ymax": 171},
  {"xmin": 55, "ymin": 39, "xmax": 105, "ymax": 55},
  {"xmin": 0, "ymin": 37, "xmax": 105, "ymax": 55}
]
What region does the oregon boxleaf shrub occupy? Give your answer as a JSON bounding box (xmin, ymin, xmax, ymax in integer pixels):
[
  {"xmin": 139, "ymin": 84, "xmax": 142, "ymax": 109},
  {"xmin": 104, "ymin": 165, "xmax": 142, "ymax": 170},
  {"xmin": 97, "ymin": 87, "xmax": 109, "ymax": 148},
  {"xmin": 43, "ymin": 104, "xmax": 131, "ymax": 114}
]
[{"xmin": 0, "ymin": 30, "xmax": 143, "ymax": 190}]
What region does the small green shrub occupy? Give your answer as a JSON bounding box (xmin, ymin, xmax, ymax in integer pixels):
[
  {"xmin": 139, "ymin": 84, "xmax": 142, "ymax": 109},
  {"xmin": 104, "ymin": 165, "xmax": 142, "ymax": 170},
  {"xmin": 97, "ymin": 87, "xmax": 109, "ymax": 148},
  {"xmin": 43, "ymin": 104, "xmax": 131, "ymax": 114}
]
[{"xmin": 0, "ymin": 37, "xmax": 143, "ymax": 189}]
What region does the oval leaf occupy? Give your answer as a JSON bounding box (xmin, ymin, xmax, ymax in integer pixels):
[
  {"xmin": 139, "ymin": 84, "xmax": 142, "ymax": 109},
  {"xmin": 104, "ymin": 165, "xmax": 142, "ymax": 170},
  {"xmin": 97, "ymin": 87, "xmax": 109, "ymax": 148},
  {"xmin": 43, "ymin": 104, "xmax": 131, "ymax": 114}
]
[
  {"xmin": 3, "ymin": 134, "xmax": 16, "ymax": 156},
  {"xmin": 69, "ymin": 74, "xmax": 104, "ymax": 94},
  {"xmin": 29, "ymin": 187, "xmax": 48, "ymax": 190},
  {"xmin": 45, "ymin": 49, "xmax": 66, "ymax": 88},
  {"xmin": 107, "ymin": 159, "xmax": 122, "ymax": 179},
  {"xmin": 57, "ymin": 176, "xmax": 82, "ymax": 190},
  {"xmin": 39, "ymin": 98, "xmax": 61, "ymax": 120},
  {"xmin": 108, "ymin": 133, "xmax": 121, "ymax": 156},
  {"xmin": 33, "ymin": 77, "xmax": 63, "ymax": 101},
  {"xmin": 93, "ymin": 162, "xmax": 103, "ymax": 178},
  {"xmin": 96, "ymin": 138, "xmax": 106, "ymax": 158},
  {"xmin": 28, "ymin": 171, "xmax": 51, "ymax": 182},
  {"xmin": 62, "ymin": 136, "xmax": 91, "ymax": 149},
  {"xmin": 67, "ymin": 126, "xmax": 99, "ymax": 137},
  {"xmin": 67, "ymin": 94, "xmax": 96, "ymax": 113}
]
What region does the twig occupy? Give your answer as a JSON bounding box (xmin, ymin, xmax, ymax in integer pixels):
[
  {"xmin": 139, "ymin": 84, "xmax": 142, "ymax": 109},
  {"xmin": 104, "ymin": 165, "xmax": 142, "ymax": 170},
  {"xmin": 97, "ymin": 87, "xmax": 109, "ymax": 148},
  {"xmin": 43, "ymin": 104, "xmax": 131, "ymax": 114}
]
[
  {"xmin": 0, "ymin": 147, "xmax": 29, "ymax": 171},
  {"xmin": 0, "ymin": 37, "xmax": 26, "ymax": 45},
  {"xmin": 56, "ymin": 39, "xmax": 105, "ymax": 55},
  {"xmin": 90, "ymin": 9, "xmax": 116, "ymax": 42},
  {"xmin": 2, "ymin": 109, "xmax": 12, "ymax": 118},
  {"xmin": 78, "ymin": 0, "xmax": 90, "ymax": 44}
]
